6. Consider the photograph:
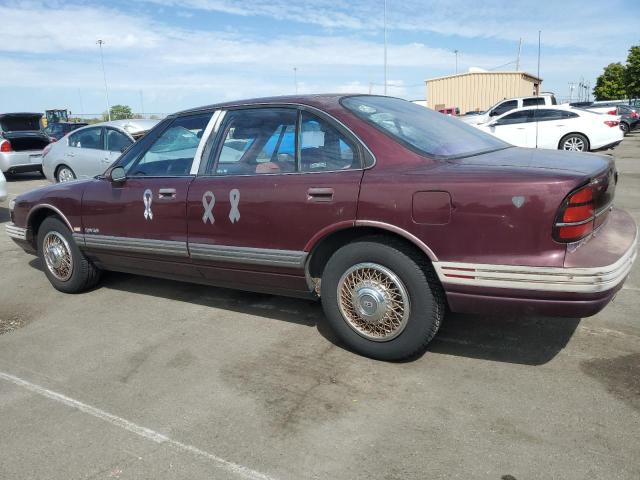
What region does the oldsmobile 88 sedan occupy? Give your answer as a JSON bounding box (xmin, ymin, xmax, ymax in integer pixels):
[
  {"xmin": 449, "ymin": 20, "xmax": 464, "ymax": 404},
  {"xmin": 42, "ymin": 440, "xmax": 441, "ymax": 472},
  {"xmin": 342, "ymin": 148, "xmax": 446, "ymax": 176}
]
[{"xmin": 6, "ymin": 95, "xmax": 637, "ymax": 360}]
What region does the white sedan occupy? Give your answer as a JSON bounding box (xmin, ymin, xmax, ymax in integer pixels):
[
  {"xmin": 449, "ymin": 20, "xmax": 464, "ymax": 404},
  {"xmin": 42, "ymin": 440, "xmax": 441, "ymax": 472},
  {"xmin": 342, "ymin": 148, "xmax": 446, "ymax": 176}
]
[{"xmin": 474, "ymin": 106, "xmax": 623, "ymax": 152}]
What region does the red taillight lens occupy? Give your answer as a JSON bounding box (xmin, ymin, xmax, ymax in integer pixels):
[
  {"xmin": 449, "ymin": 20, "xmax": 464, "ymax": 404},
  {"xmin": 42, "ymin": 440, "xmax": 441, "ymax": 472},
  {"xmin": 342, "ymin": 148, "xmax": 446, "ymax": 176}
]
[
  {"xmin": 554, "ymin": 184, "xmax": 595, "ymax": 242},
  {"xmin": 604, "ymin": 120, "xmax": 619, "ymax": 127},
  {"xmin": 608, "ymin": 109, "xmax": 617, "ymax": 115},
  {"xmin": 632, "ymin": 112, "xmax": 639, "ymax": 119},
  {"xmin": 0, "ymin": 139, "xmax": 12, "ymax": 152}
]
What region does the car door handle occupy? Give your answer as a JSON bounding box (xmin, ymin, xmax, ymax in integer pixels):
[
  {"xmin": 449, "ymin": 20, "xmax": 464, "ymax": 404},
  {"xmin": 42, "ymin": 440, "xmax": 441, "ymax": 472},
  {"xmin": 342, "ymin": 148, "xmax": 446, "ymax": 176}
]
[
  {"xmin": 66, "ymin": 152, "xmax": 75, "ymax": 157},
  {"xmin": 158, "ymin": 188, "xmax": 177, "ymax": 199},
  {"xmin": 307, "ymin": 187, "xmax": 334, "ymax": 202}
]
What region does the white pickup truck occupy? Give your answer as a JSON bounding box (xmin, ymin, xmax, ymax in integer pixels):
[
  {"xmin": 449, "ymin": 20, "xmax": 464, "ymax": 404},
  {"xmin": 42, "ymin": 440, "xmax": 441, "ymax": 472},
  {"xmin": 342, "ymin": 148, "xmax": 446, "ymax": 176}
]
[{"xmin": 460, "ymin": 94, "xmax": 558, "ymax": 125}]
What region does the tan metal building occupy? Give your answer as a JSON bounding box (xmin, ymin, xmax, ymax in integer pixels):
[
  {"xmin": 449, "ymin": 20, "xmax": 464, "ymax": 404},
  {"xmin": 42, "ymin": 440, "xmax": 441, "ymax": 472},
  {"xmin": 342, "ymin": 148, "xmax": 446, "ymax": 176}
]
[{"xmin": 425, "ymin": 71, "xmax": 542, "ymax": 114}]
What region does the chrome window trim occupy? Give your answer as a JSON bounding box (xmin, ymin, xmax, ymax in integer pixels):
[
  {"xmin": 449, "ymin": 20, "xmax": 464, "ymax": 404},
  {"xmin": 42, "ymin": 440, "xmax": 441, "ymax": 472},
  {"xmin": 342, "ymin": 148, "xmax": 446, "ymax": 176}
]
[
  {"xmin": 190, "ymin": 110, "xmax": 224, "ymax": 175},
  {"xmin": 189, "ymin": 243, "xmax": 307, "ymax": 269},
  {"xmin": 434, "ymin": 234, "xmax": 637, "ymax": 293}
]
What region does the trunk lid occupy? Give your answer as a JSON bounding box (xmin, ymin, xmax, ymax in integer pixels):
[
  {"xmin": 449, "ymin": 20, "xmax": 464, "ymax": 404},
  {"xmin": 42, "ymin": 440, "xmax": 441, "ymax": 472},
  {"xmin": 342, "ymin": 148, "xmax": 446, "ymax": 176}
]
[
  {"xmin": 0, "ymin": 113, "xmax": 43, "ymax": 132},
  {"xmin": 1, "ymin": 114, "xmax": 50, "ymax": 151}
]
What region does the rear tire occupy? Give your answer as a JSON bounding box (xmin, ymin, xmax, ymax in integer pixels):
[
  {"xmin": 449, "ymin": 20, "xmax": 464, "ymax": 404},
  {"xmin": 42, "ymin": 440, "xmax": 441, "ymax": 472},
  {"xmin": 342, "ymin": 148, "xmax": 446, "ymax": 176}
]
[
  {"xmin": 620, "ymin": 122, "xmax": 629, "ymax": 135},
  {"xmin": 37, "ymin": 217, "xmax": 101, "ymax": 293},
  {"xmin": 559, "ymin": 133, "xmax": 589, "ymax": 152},
  {"xmin": 320, "ymin": 237, "xmax": 445, "ymax": 361},
  {"xmin": 56, "ymin": 165, "xmax": 76, "ymax": 183}
]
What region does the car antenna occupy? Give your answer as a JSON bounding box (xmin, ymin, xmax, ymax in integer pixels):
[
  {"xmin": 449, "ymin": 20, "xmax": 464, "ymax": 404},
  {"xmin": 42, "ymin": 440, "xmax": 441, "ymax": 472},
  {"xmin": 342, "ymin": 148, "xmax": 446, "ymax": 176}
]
[{"xmin": 535, "ymin": 30, "xmax": 541, "ymax": 149}]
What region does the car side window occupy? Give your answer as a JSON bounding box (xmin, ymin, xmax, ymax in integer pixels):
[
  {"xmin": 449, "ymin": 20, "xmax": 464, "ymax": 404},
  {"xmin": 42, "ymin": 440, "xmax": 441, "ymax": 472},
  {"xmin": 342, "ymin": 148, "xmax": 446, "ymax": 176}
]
[
  {"xmin": 495, "ymin": 110, "xmax": 531, "ymax": 125},
  {"xmin": 561, "ymin": 110, "xmax": 579, "ymax": 119},
  {"xmin": 523, "ymin": 97, "xmax": 544, "ymax": 107},
  {"xmin": 106, "ymin": 129, "xmax": 133, "ymax": 153},
  {"xmin": 534, "ymin": 109, "xmax": 564, "ymax": 122},
  {"xmin": 213, "ymin": 108, "xmax": 298, "ymax": 175},
  {"xmin": 124, "ymin": 113, "xmax": 211, "ymax": 177},
  {"xmin": 490, "ymin": 100, "xmax": 517, "ymax": 117},
  {"xmin": 299, "ymin": 112, "xmax": 357, "ymax": 172},
  {"xmin": 69, "ymin": 127, "xmax": 103, "ymax": 150}
]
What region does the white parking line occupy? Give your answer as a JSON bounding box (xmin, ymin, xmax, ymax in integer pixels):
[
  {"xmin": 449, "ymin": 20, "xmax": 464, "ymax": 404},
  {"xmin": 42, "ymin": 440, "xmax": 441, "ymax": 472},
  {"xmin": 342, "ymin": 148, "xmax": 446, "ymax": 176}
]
[{"xmin": 0, "ymin": 371, "xmax": 277, "ymax": 480}]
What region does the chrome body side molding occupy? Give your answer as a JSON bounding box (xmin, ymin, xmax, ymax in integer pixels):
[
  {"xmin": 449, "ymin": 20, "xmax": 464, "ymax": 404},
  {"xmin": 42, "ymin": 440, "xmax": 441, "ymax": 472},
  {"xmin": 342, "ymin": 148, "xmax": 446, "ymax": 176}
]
[
  {"xmin": 189, "ymin": 243, "xmax": 307, "ymax": 269},
  {"xmin": 76, "ymin": 234, "xmax": 188, "ymax": 257}
]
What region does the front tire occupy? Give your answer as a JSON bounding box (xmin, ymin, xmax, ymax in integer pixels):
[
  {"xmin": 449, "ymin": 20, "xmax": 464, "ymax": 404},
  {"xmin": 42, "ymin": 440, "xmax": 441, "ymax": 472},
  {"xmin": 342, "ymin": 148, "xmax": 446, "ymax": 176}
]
[
  {"xmin": 320, "ymin": 238, "xmax": 445, "ymax": 361},
  {"xmin": 38, "ymin": 217, "xmax": 101, "ymax": 293},
  {"xmin": 559, "ymin": 133, "xmax": 589, "ymax": 152}
]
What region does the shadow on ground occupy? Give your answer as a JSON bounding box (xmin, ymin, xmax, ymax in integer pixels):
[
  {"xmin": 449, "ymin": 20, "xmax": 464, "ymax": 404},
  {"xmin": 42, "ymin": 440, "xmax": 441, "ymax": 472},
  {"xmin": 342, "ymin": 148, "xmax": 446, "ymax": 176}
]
[{"xmin": 27, "ymin": 258, "xmax": 580, "ymax": 366}]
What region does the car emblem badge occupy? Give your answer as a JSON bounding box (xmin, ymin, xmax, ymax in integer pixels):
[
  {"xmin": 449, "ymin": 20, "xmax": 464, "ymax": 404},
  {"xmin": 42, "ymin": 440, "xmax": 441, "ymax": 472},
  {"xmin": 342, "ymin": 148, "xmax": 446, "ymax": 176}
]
[
  {"xmin": 143, "ymin": 189, "xmax": 153, "ymax": 220},
  {"xmin": 202, "ymin": 191, "xmax": 216, "ymax": 224},
  {"xmin": 229, "ymin": 188, "xmax": 241, "ymax": 223},
  {"xmin": 512, "ymin": 196, "xmax": 525, "ymax": 208}
]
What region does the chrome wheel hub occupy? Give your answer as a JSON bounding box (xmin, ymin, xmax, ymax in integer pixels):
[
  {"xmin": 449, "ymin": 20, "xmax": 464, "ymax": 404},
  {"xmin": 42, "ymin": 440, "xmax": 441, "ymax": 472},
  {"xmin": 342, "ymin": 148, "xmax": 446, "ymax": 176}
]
[
  {"xmin": 563, "ymin": 137, "xmax": 585, "ymax": 151},
  {"xmin": 58, "ymin": 168, "xmax": 74, "ymax": 183},
  {"xmin": 338, "ymin": 263, "xmax": 410, "ymax": 342},
  {"xmin": 43, "ymin": 231, "xmax": 73, "ymax": 281}
]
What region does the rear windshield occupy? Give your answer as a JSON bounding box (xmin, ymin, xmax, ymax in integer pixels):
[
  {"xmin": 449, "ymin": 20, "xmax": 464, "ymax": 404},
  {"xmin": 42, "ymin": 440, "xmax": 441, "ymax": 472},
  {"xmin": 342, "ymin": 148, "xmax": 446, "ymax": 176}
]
[
  {"xmin": 341, "ymin": 96, "xmax": 508, "ymax": 159},
  {"xmin": 0, "ymin": 115, "xmax": 42, "ymax": 132}
]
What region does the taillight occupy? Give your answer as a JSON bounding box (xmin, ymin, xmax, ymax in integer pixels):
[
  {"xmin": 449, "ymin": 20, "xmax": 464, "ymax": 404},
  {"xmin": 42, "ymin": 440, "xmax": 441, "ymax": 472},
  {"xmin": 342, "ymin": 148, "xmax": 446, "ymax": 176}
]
[
  {"xmin": 604, "ymin": 120, "xmax": 619, "ymax": 127},
  {"xmin": 554, "ymin": 184, "xmax": 595, "ymax": 242},
  {"xmin": 607, "ymin": 109, "xmax": 617, "ymax": 115},
  {"xmin": 0, "ymin": 139, "xmax": 12, "ymax": 152},
  {"xmin": 632, "ymin": 112, "xmax": 639, "ymax": 119}
]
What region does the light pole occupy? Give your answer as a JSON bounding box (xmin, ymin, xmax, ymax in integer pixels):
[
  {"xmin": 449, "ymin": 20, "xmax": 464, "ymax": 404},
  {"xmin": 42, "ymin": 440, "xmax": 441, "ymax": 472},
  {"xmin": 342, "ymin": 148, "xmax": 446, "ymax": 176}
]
[
  {"xmin": 454, "ymin": 49, "xmax": 459, "ymax": 74},
  {"xmin": 383, "ymin": 0, "xmax": 387, "ymax": 95},
  {"xmin": 293, "ymin": 67, "xmax": 298, "ymax": 94},
  {"xmin": 97, "ymin": 40, "xmax": 111, "ymax": 121}
]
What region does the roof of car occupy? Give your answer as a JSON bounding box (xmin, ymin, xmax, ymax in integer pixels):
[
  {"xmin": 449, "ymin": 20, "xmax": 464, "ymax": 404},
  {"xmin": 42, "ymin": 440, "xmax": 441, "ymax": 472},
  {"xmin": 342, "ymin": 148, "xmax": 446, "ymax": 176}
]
[
  {"xmin": 73, "ymin": 118, "xmax": 161, "ymax": 135},
  {"xmin": 175, "ymin": 94, "xmax": 357, "ymax": 116}
]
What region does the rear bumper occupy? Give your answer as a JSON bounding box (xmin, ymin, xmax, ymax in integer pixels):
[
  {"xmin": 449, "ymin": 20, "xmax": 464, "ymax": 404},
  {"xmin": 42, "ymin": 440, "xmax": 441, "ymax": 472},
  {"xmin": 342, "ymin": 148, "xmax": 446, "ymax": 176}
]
[
  {"xmin": 436, "ymin": 208, "xmax": 637, "ymax": 317},
  {"xmin": 0, "ymin": 151, "xmax": 44, "ymax": 173}
]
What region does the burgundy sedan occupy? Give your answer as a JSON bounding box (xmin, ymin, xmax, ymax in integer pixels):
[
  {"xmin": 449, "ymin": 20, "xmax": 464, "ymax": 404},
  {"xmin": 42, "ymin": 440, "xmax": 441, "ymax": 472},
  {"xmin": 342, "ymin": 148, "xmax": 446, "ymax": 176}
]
[{"xmin": 6, "ymin": 95, "xmax": 637, "ymax": 360}]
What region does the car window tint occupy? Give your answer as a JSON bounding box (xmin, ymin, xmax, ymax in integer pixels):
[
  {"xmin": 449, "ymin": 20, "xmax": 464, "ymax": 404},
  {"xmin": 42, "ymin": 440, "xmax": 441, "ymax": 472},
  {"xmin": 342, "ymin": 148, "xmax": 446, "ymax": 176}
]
[
  {"xmin": 213, "ymin": 108, "xmax": 297, "ymax": 175},
  {"xmin": 496, "ymin": 110, "xmax": 531, "ymax": 125},
  {"xmin": 561, "ymin": 110, "xmax": 579, "ymax": 118},
  {"xmin": 523, "ymin": 98, "xmax": 545, "ymax": 107},
  {"xmin": 491, "ymin": 100, "xmax": 517, "ymax": 116},
  {"xmin": 300, "ymin": 112, "xmax": 357, "ymax": 172},
  {"xmin": 106, "ymin": 129, "xmax": 133, "ymax": 152},
  {"xmin": 534, "ymin": 109, "xmax": 564, "ymax": 122},
  {"xmin": 69, "ymin": 127, "xmax": 103, "ymax": 150},
  {"xmin": 125, "ymin": 113, "xmax": 211, "ymax": 177}
]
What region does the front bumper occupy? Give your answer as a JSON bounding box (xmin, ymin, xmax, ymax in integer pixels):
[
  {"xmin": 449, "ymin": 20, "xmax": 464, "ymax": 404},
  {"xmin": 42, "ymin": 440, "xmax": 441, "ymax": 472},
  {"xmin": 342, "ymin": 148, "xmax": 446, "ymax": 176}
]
[
  {"xmin": 436, "ymin": 208, "xmax": 637, "ymax": 317},
  {"xmin": 5, "ymin": 223, "xmax": 35, "ymax": 254}
]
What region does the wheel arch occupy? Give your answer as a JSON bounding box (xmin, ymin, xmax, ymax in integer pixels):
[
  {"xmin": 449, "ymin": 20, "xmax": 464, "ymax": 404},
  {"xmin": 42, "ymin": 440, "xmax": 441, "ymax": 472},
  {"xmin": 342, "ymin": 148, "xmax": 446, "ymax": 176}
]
[
  {"xmin": 304, "ymin": 222, "xmax": 438, "ymax": 283},
  {"xmin": 558, "ymin": 132, "xmax": 591, "ymax": 150},
  {"xmin": 26, "ymin": 204, "xmax": 73, "ymax": 248}
]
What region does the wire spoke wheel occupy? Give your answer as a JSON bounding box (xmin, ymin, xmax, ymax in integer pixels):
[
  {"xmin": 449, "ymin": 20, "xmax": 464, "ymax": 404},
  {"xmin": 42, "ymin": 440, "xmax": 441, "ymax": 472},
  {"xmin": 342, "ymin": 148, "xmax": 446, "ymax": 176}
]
[
  {"xmin": 337, "ymin": 262, "xmax": 410, "ymax": 342},
  {"xmin": 563, "ymin": 136, "xmax": 585, "ymax": 151},
  {"xmin": 42, "ymin": 231, "xmax": 73, "ymax": 281}
]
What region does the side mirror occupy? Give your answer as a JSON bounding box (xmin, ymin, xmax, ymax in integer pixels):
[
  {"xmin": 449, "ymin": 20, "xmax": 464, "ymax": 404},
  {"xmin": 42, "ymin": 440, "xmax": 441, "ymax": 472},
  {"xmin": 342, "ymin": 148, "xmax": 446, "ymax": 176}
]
[{"xmin": 109, "ymin": 166, "xmax": 126, "ymax": 182}]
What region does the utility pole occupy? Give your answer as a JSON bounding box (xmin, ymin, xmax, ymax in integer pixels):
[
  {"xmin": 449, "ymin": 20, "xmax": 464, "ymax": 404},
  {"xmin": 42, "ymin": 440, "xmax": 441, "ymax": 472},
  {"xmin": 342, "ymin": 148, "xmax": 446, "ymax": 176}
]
[
  {"xmin": 293, "ymin": 67, "xmax": 298, "ymax": 94},
  {"xmin": 516, "ymin": 38, "xmax": 522, "ymax": 71},
  {"xmin": 97, "ymin": 40, "xmax": 111, "ymax": 121},
  {"xmin": 454, "ymin": 49, "xmax": 459, "ymax": 74},
  {"xmin": 568, "ymin": 82, "xmax": 575, "ymax": 103},
  {"xmin": 383, "ymin": 0, "xmax": 388, "ymax": 95}
]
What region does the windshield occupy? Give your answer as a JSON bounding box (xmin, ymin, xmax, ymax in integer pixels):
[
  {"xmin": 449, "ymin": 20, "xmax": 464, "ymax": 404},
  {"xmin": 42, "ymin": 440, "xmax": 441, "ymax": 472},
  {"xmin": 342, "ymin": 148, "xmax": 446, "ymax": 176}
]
[{"xmin": 341, "ymin": 96, "xmax": 508, "ymax": 159}]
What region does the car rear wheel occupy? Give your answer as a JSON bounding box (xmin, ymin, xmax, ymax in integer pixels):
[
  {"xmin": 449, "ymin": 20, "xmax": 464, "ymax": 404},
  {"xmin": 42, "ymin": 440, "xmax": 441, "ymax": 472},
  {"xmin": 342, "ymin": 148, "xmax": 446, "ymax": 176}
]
[
  {"xmin": 56, "ymin": 165, "xmax": 76, "ymax": 183},
  {"xmin": 620, "ymin": 122, "xmax": 629, "ymax": 135},
  {"xmin": 320, "ymin": 237, "xmax": 445, "ymax": 361},
  {"xmin": 37, "ymin": 217, "xmax": 101, "ymax": 293},
  {"xmin": 559, "ymin": 133, "xmax": 589, "ymax": 152}
]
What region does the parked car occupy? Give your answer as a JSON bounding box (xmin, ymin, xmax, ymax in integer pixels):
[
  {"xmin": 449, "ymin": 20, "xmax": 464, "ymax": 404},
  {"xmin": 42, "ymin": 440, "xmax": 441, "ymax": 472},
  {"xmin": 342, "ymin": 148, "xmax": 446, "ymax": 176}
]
[
  {"xmin": 42, "ymin": 119, "xmax": 160, "ymax": 183},
  {"xmin": 475, "ymin": 106, "xmax": 623, "ymax": 151},
  {"xmin": 6, "ymin": 95, "xmax": 636, "ymax": 361},
  {"xmin": 0, "ymin": 113, "xmax": 52, "ymax": 176},
  {"xmin": 438, "ymin": 107, "xmax": 460, "ymax": 116},
  {"xmin": 0, "ymin": 171, "xmax": 6, "ymax": 202},
  {"xmin": 460, "ymin": 93, "xmax": 558, "ymax": 125},
  {"xmin": 585, "ymin": 104, "xmax": 639, "ymax": 134},
  {"xmin": 44, "ymin": 122, "xmax": 88, "ymax": 141}
]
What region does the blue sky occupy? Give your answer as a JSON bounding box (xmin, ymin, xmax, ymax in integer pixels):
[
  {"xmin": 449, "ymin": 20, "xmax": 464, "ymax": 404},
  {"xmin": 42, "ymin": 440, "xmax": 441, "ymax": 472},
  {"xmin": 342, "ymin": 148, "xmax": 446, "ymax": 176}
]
[{"xmin": 1, "ymin": 0, "xmax": 638, "ymax": 115}]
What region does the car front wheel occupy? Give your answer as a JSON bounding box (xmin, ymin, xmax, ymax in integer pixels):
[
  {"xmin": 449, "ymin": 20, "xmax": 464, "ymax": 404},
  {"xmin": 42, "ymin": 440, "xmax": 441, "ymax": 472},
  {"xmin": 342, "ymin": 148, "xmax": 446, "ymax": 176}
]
[
  {"xmin": 559, "ymin": 133, "xmax": 589, "ymax": 152},
  {"xmin": 320, "ymin": 237, "xmax": 445, "ymax": 361},
  {"xmin": 38, "ymin": 217, "xmax": 101, "ymax": 293}
]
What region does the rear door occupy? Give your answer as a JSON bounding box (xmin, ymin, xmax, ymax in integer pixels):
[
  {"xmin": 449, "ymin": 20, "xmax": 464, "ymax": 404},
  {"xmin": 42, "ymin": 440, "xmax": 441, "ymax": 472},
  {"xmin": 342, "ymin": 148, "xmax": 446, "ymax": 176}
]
[
  {"xmin": 533, "ymin": 109, "xmax": 577, "ymax": 149},
  {"xmin": 67, "ymin": 127, "xmax": 106, "ymax": 178},
  {"xmin": 186, "ymin": 106, "xmax": 364, "ymax": 293}
]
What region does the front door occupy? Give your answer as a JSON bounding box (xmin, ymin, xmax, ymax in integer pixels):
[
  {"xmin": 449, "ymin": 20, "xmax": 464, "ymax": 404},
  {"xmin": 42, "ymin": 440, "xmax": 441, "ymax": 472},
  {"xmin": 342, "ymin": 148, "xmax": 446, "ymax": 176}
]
[
  {"xmin": 485, "ymin": 109, "xmax": 534, "ymax": 148},
  {"xmin": 186, "ymin": 107, "xmax": 363, "ymax": 294},
  {"xmin": 80, "ymin": 113, "xmax": 213, "ymax": 269}
]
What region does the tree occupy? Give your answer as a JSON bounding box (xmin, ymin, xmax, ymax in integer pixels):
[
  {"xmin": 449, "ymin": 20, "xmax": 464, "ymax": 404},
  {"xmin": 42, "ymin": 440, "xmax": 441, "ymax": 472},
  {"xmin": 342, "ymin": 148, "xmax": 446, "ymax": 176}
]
[
  {"xmin": 103, "ymin": 104, "xmax": 134, "ymax": 121},
  {"xmin": 593, "ymin": 63, "xmax": 627, "ymax": 100},
  {"xmin": 624, "ymin": 45, "xmax": 640, "ymax": 99}
]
